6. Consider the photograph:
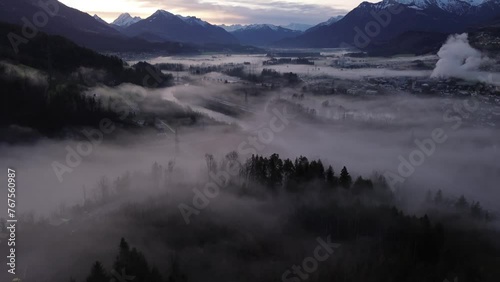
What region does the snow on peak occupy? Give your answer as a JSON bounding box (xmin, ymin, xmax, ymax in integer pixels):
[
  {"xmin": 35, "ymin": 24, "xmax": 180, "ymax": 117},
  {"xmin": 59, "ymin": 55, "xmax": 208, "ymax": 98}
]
[
  {"xmin": 280, "ymin": 23, "xmax": 313, "ymax": 31},
  {"xmin": 152, "ymin": 10, "xmax": 175, "ymax": 18},
  {"xmin": 375, "ymin": 0, "xmax": 493, "ymax": 14},
  {"xmin": 384, "ymin": 0, "xmax": 490, "ymax": 8},
  {"xmin": 112, "ymin": 13, "xmax": 141, "ymax": 27},
  {"xmin": 219, "ymin": 24, "xmax": 246, "ymax": 32},
  {"xmin": 242, "ymin": 24, "xmax": 281, "ymax": 31},
  {"xmin": 318, "ymin": 15, "xmax": 344, "ymax": 27}
]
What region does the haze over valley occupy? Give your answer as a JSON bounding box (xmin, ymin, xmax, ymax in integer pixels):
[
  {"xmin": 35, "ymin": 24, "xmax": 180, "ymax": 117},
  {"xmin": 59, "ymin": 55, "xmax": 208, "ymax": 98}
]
[{"xmin": 1, "ymin": 1, "xmax": 500, "ymax": 282}]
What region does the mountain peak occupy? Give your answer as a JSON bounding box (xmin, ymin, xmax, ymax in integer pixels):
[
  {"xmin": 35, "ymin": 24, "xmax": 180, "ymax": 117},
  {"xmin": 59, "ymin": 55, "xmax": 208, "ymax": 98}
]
[
  {"xmin": 112, "ymin": 13, "xmax": 141, "ymax": 27},
  {"xmin": 177, "ymin": 15, "xmax": 209, "ymax": 27},
  {"xmin": 152, "ymin": 10, "xmax": 175, "ymax": 18},
  {"xmin": 390, "ymin": 0, "xmax": 490, "ymax": 6},
  {"xmin": 93, "ymin": 14, "xmax": 108, "ymax": 25},
  {"xmin": 381, "ymin": 0, "xmax": 491, "ymax": 9},
  {"xmin": 358, "ymin": 0, "xmax": 496, "ymax": 15}
]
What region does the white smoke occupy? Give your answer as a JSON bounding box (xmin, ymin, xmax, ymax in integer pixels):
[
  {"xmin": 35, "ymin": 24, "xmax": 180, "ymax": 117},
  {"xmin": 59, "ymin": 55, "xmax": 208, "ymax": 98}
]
[{"xmin": 431, "ymin": 33, "xmax": 493, "ymax": 81}]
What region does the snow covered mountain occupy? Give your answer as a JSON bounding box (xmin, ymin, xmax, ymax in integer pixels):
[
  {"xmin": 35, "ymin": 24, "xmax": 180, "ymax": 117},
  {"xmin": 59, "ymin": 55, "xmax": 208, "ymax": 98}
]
[
  {"xmin": 112, "ymin": 13, "xmax": 142, "ymax": 27},
  {"xmin": 0, "ymin": 0, "xmax": 197, "ymax": 52},
  {"xmin": 280, "ymin": 23, "xmax": 314, "ymax": 32},
  {"xmin": 389, "ymin": 0, "xmax": 488, "ymax": 8},
  {"xmin": 123, "ymin": 10, "xmax": 238, "ymax": 45},
  {"xmin": 239, "ymin": 24, "xmax": 282, "ymax": 31},
  {"xmin": 219, "ymin": 24, "xmax": 246, "ymax": 32},
  {"xmin": 276, "ymin": 0, "xmax": 500, "ymax": 48},
  {"xmin": 316, "ymin": 15, "xmax": 345, "ymax": 27},
  {"xmin": 221, "ymin": 23, "xmax": 313, "ymax": 32},
  {"xmin": 380, "ymin": 0, "xmax": 496, "ymax": 14}
]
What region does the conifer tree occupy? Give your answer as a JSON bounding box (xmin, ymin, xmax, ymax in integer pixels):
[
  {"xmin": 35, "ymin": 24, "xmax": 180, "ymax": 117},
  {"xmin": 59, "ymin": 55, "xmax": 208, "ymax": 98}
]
[
  {"xmin": 86, "ymin": 261, "xmax": 108, "ymax": 282},
  {"xmin": 339, "ymin": 166, "xmax": 352, "ymax": 189},
  {"xmin": 113, "ymin": 238, "xmax": 130, "ymax": 271},
  {"xmin": 267, "ymin": 153, "xmax": 283, "ymax": 189},
  {"xmin": 325, "ymin": 166, "xmax": 338, "ymax": 188}
]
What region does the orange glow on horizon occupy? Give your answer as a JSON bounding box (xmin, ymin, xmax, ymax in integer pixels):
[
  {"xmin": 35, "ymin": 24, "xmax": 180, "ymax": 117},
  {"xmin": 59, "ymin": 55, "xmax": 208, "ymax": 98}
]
[{"xmin": 60, "ymin": 0, "xmax": 377, "ymax": 25}]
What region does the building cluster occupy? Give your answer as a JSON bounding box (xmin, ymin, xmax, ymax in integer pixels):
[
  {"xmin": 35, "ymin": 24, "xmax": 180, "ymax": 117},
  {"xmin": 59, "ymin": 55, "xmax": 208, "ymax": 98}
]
[
  {"xmin": 263, "ymin": 58, "xmax": 315, "ymax": 66},
  {"xmin": 307, "ymin": 75, "xmax": 500, "ymax": 128}
]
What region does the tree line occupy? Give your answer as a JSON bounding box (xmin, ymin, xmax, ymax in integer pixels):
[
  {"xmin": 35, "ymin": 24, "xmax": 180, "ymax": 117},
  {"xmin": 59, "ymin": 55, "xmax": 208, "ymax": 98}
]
[
  {"xmin": 240, "ymin": 154, "xmax": 382, "ymax": 194},
  {"xmin": 0, "ymin": 22, "xmax": 174, "ymax": 138},
  {"xmin": 83, "ymin": 238, "xmax": 186, "ymax": 282}
]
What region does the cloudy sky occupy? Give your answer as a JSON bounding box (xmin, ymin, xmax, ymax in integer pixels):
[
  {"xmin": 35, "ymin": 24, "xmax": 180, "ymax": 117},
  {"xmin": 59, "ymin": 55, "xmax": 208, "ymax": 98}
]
[{"xmin": 59, "ymin": 0, "xmax": 378, "ymax": 25}]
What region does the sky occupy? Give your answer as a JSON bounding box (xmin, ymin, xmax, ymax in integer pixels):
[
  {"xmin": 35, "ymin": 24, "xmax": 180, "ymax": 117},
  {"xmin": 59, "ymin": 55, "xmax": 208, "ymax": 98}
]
[{"xmin": 59, "ymin": 0, "xmax": 378, "ymax": 25}]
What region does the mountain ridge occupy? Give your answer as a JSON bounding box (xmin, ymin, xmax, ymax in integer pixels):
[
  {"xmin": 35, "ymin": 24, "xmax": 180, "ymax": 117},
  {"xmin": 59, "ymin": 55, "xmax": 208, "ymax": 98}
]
[
  {"xmin": 122, "ymin": 9, "xmax": 238, "ymax": 45},
  {"xmin": 231, "ymin": 24, "xmax": 302, "ymax": 46},
  {"xmin": 275, "ymin": 0, "xmax": 500, "ymax": 48}
]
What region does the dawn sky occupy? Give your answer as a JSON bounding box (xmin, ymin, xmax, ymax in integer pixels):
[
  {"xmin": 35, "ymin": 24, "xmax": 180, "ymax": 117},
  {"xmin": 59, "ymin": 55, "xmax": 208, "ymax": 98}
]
[{"xmin": 59, "ymin": 0, "xmax": 378, "ymax": 25}]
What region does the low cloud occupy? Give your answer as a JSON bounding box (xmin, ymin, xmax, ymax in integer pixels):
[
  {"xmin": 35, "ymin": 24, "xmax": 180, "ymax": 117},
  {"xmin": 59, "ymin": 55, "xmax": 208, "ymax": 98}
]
[{"xmin": 431, "ymin": 33, "xmax": 494, "ymax": 82}]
